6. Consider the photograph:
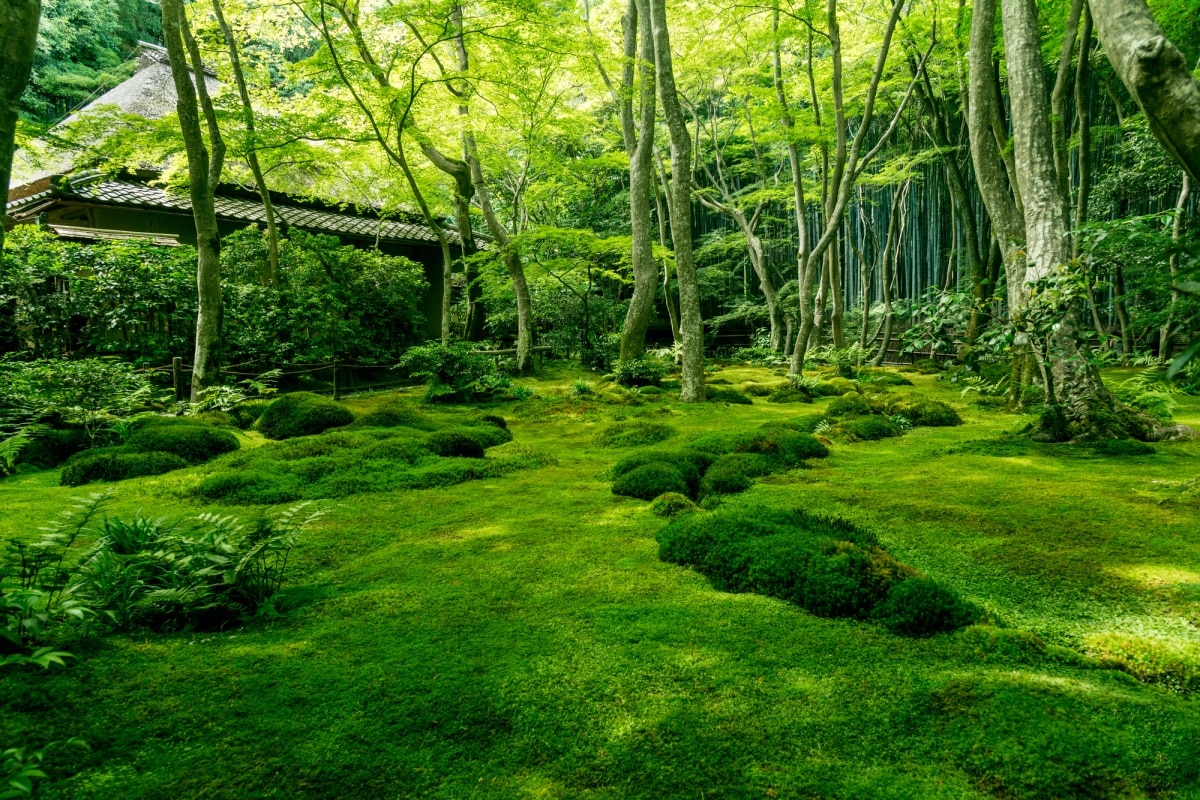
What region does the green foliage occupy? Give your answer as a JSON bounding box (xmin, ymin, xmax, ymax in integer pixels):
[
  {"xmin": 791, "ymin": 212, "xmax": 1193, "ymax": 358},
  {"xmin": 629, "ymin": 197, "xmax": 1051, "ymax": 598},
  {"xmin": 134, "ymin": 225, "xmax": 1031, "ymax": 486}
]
[
  {"xmin": 1091, "ymin": 439, "xmax": 1156, "ymax": 457},
  {"xmin": 195, "ymin": 470, "xmax": 304, "ymax": 506},
  {"xmin": 354, "ymin": 400, "xmax": 435, "ymax": 430},
  {"xmin": 426, "ymin": 432, "xmax": 485, "ymax": 459},
  {"xmin": 397, "ymin": 341, "xmax": 508, "ymax": 403},
  {"xmin": 60, "ymin": 449, "xmax": 188, "ymax": 486},
  {"xmin": 594, "ymin": 421, "xmax": 675, "ymax": 448},
  {"xmin": 611, "ymin": 359, "xmax": 666, "ymax": 388},
  {"xmin": 826, "ymin": 395, "xmax": 871, "ymax": 419},
  {"xmin": 256, "ymin": 393, "xmax": 355, "ymax": 440},
  {"xmin": 882, "ymin": 397, "xmax": 963, "ymax": 427},
  {"xmin": 873, "ymin": 578, "xmax": 982, "ymax": 636},
  {"xmin": 700, "ymin": 454, "xmax": 772, "ymax": 496},
  {"xmin": 731, "ymin": 429, "xmax": 829, "ymax": 467},
  {"xmin": 649, "ymin": 492, "xmax": 698, "ymax": 518},
  {"xmin": 612, "ymin": 463, "xmax": 690, "ymax": 501},
  {"xmin": 814, "ymin": 377, "xmax": 858, "ymax": 396},
  {"xmin": 656, "ymin": 507, "xmax": 925, "ymax": 624},
  {"xmin": 123, "ymin": 424, "xmax": 240, "ymax": 465},
  {"xmin": 766, "ymin": 387, "xmax": 812, "ymax": 404},
  {"xmin": 73, "ymin": 503, "xmax": 323, "ymax": 631},
  {"xmin": 0, "ymin": 357, "xmax": 152, "ymax": 442},
  {"xmin": 10, "ymin": 428, "xmax": 89, "ymax": 470},
  {"xmin": 0, "ymin": 425, "xmax": 46, "ymax": 478},
  {"xmin": 705, "ymin": 387, "xmax": 753, "ymax": 405},
  {"xmin": 830, "ymin": 415, "xmax": 905, "ymax": 442}
]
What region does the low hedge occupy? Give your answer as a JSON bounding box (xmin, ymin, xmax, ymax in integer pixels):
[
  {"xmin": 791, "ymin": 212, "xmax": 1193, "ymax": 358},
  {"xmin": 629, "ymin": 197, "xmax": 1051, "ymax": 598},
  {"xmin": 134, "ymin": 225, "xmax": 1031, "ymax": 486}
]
[
  {"xmin": 125, "ymin": 424, "xmax": 240, "ymax": 465},
  {"xmin": 62, "ymin": 449, "xmax": 189, "ymax": 486},
  {"xmin": 256, "ymin": 392, "xmax": 356, "ymax": 440}
]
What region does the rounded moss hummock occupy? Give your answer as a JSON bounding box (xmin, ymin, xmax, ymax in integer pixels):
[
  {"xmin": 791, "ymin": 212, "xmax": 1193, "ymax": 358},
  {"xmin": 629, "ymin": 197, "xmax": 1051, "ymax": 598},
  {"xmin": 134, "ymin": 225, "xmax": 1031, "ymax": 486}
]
[{"xmin": 256, "ymin": 392, "xmax": 356, "ymax": 440}]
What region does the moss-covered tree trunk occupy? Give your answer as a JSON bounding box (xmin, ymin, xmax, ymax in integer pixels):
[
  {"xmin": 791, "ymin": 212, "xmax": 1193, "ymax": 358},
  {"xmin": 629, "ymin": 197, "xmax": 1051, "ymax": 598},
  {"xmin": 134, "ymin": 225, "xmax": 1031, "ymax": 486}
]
[{"xmin": 0, "ymin": 0, "xmax": 41, "ymax": 261}]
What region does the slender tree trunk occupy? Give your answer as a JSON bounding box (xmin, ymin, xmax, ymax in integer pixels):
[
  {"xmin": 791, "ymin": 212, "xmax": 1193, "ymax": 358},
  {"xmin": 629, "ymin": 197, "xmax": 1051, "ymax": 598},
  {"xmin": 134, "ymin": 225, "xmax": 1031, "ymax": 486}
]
[
  {"xmin": 829, "ymin": 234, "xmax": 845, "ymax": 347},
  {"xmin": 0, "ymin": 0, "xmax": 40, "ymax": 261},
  {"xmin": 1050, "ymin": 0, "xmax": 1085, "ymax": 211},
  {"xmin": 211, "ymin": 0, "xmax": 279, "ymax": 286},
  {"xmin": 653, "ymin": 168, "xmax": 681, "ymax": 343},
  {"xmin": 454, "ymin": 195, "xmax": 485, "ymax": 340},
  {"xmin": 619, "ymin": 0, "xmax": 659, "ymax": 360},
  {"xmin": 648, "ymin": 0, "xmax": 704, "ymax": 401},
  {"xmin": 1089, "ymin": 0, "xmax": 1200, "ymax": 182},
  {"xmin": 163, "ymin": 0, "xmax": 224, "ymax": 401},
  {"xmin": 873, "ymin": 181, "xmax": 909, "ymax": 365},
  {"xmin": 1160, "ymin": 174, "xmax": 1191, "ymax": 358},
  {"xmin": 968, "ymin": 0, "xmax": 1027, "ymax": 311}
]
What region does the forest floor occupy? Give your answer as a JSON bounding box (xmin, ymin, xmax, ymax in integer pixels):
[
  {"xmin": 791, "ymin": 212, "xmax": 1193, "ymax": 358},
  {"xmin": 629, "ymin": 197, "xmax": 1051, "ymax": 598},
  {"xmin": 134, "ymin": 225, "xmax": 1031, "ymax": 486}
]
[{"xmin": 2, "ymin": 365, "xmax": 1199, "ymax": 799}]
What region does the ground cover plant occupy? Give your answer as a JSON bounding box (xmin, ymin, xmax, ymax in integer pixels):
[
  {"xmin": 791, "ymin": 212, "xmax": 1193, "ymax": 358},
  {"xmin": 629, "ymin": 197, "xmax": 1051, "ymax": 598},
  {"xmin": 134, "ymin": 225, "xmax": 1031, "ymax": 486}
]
[{"xmin": 2, "ymin": 368, "xmax": 1200, "ymax": 799}]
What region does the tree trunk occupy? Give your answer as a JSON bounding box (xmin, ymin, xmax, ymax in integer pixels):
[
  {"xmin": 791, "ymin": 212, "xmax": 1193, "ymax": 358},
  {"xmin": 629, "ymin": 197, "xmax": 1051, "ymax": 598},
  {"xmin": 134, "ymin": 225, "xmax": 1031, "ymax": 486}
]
[
  {"xmin": 653, "ymin": 167, "xmax": 681, "ymax": 343},
  {"xmin": 619, "ymin": 0, "xmax": 659, "ymax": 361},
  {"xmin": 968, "ymin": 0, "xmax": 1027, "ymax": 310},
  {"xmin": 1089, "ymin": 0, "xmax": 1200, "ymax": 182},
  {"xmin": 1159, "ymin": 174, "xmax": 1191, "ymax": 359},
  {"xmin": 0, "ymin": 0, "xmax": 40, "ymax": 261},
  {"xmin": 162, "ymin": 0, "xmax": 224, "ymax": 401},
  {"xmin": 648, "ymin": 0, "xmax": 704, "ymax": 401},
  {"xmin": 1002, "ymin": 0, "xmax": 1108, "ymax": 410},
  {"xmin": 211, "ymin": 0, "xmax": 279, "ymax": 286},
  {"xmin": 873, "ymin": 181, "xmax": 909, "ymax": 365}
]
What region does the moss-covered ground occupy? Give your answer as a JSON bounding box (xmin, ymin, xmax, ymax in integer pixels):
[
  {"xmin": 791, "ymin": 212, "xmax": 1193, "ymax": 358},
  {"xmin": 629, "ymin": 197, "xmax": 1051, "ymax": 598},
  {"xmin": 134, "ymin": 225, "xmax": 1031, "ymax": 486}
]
[{"xmin": 3, "ymin": 365, "xmax": 1199, "ymax": 799}]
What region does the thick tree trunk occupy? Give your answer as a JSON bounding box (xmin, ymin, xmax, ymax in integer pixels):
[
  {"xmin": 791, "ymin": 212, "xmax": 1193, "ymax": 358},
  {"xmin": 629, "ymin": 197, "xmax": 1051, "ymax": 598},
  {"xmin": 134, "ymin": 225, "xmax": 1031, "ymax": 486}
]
[
  {"xmin": 0, "ymin": 0, "xmax": 40, "ymax": 261},
  {"xmin": 968, "ymin": 0, "xmax": 1027, "ymax": 310},
  {"xmin": 648, "ymin": 0, "xmax": 704, "ymax": 401},
  {"xmin": 1002, "ymin": 0, "xmax": 1108, "ymax": 411},
  {"xmin": 163, "ymin": 0, "xmax": 224, "ymax": 401},
  {"xmin": 1089, "ymin": 0, "xmax": 1200, "ymax": 182},
  {"xmin": 211, "ymin": 0, "xmax": 279, "ymax": 286},
  {"xmin": 619, "ymin": 0, "xmax": 659, "ymax": 361}
]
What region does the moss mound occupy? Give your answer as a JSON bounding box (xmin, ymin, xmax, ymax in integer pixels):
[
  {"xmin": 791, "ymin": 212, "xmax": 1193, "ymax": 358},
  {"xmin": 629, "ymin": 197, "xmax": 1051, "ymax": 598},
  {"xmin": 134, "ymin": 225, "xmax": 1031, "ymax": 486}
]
[
  {"xmin": 650, "ymin": 492, "xmax": 699, "ymax": 518},
  {"xmin": 61, "ymin": 449, "xmax": 189, "ymax": 487},
  {"xmin": 830, "ymin": 415, "xmax": 905, "ymax": 442},
  {"xmin": 767, "ymin": 387, "xmax": 813, "ymax": 404},
  {"xmin": 426, "ymin": 431, "xmax": 486, "ymax": 458},
  {"xmin": 612, "ymin": 463, "xmax": 690, "ymax": 501},
  {"xmin": 700, "ymin": 453, "xmax": 772, "ymax": 496},
  {"xmin": 706, "ymin": 387, "xmax": 753, "ymax": 405},
  {"xmin": 731, "ymin": 429, "xmax": 829, "ymax": 467},
  {"xmin": 1092, "ymin": 438, "xmax": 1156, "ymax": 457},
  {"xmin": 124, "ymin": 424, "xmax": 240, "ymax": 465},
  {"xmin": 595, "ymin": 421, "xmax": 676, "ymax": 448},
  {"xmin": 826, "ymin": 394, "xmax": 872, "ymax": 419},
  {"xmin": 256, "ymin": 392, "xmax": 356, "ymax": 440},
  {"xmin": 873, "ymin": 578, "xmax": 982, "ymax": 636},
  {"xmin": 355, "ymin": 400, "xmax": 435, "ymax": 430},
  {"xmin": 15, "ymin": 428, "xmax": 90, "ymax": 469}
]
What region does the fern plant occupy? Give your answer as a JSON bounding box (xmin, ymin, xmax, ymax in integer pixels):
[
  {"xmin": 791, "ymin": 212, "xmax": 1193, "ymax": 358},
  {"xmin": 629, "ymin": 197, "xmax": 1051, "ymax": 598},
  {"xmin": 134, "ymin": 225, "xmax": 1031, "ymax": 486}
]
[{"xmin": 0, "ymin": 424, "xmax": 45, "ymax": 477}]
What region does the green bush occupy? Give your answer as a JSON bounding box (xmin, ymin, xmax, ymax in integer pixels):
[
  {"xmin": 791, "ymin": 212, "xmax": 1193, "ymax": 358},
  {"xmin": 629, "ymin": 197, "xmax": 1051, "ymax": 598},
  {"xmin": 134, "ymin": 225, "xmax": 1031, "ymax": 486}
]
[
  {"xmin": 706, "ymin": 387, "xmax": 753, "ymax": 405},
  {"xmin": 14, "ymin": 428, "xmax": 89, "ymax": 468},
  {"xmin": 355, "ymin": 400, "xmax": 435, "ymax": 430},
  {"xmin": 398, "ymin": 341, "xmax": 508, "ymax": 403},
  {"xmin": 595, "ymin": 421, "xmax": 676, "ymax": 448},
  {"xmin": 826, "ymin": 394, "xmax": 872, "ymax": 419},
  {"xmin": 650, "ymin": 492, "xmax": 698, "ymax": 518},
  {"xmin": 196, "ymin": 469, "xmax": 305, "ymax": 505},
  {"xmin": 612, "ymin": 358, "xmax": 666, "ymax": 387},
  {"xmin": 873, "ymin": 578, "xmax": 981, "ymax": 636},
  {"xmin": 833, "ymin": 415, "xmax": 904, "ymax": 441},
  {"xmin": 61, "ymin": 450, "xmax": 189, "ymax": 486},
  {"xmin": 700, "ymin": 453, "xmax": 772, "ymax": 495},
  {"xmin": 887, "ymin": 398, "xmax": 962, "ymax": 427},
  {"xmin": 1092, "ymin": 438, "xmax": 1156, "ymax": 457},
  {"xmin": 612, "ymin": 463, "xmax": 689, "ymax": 501},
  {"xmin": 732, "ymin": 429, "xmax": 829, "ymax": 466},
  {"xmin": 256, "ymin": 392, "xmax": 356, "ymax": 440},
  {"xmin": 124, "ymin": 424, "xmax": 240, "ymax": 465},
  {"xmin": 426, "ymin": 431, "xmax": 486, "ymax": 458},
  {"xmin": 612, "ymin": 450, "xmax": 709, "ymax": 497},
  {"xmin": 655, "ymin": 507, "xmax": 913, "ymax": 621}
]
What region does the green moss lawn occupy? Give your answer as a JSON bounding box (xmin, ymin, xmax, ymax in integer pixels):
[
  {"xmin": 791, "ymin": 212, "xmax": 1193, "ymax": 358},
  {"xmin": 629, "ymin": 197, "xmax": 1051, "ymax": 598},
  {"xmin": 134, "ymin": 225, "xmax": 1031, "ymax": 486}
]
[{"xmin": 3, "ymin": 366, "xmax": 1199, "ymax": 799}]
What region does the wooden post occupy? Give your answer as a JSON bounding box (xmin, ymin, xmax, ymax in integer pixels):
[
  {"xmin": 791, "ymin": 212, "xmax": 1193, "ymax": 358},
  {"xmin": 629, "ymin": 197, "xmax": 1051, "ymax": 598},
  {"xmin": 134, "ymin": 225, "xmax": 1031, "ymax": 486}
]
[
  {"xmin": 332, "ymin": 362, "xmax": 340, "ymax": 400},
  {"xmin": 172, "ymin": 357, "xmax": 184, "ymax": 402}
]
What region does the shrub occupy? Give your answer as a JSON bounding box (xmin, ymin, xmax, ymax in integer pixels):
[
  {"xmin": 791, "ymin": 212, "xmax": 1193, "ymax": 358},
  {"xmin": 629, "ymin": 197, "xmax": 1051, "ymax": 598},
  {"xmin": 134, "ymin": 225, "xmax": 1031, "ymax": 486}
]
[
  {"xmin": 196, "ymin": 469, "xmax": 305, "ymax": 505},
  {"xmin": 706, "ymin": 387, "xmax": 753, "ymax": 405},
  {"xmin": 650, "ymin": 492, "xmax": 698, "ymax": 518},
  {"xmin": 700, "ymin": 453, "xmax": 771, "ymax": 495},
  {"xmin": 1092, "ymin": 438, "xmax": 1156, "ymax": 457},
  {"xmin": 14, "ymin": 428, "xmax": 89, "ymax": 468},
  {"xmin": 612, "ymin": 358, "xmax": 666, "ymax": 387},
  {"xmin": 767, "ymin": 387, "xmax": 813, "ymax": 404},
  {"xmin": 732, "ymin": 429, "xmax": 829, "ymax": 467},
  {"xmin": 398, "ymin": 341, "xmax": 505, "ymax": 402},
  {"xmin": 355, "ymin": 400, "xmax": 434, "ymax": 430},
  {"xmin": 612, "ymin": 450, "xmax": 710, "ymax": 496},
  {"xmin": 612, "ymin": 463, "xmax": 689, "ymax": 501},
  {"xmin": 833, "ymin": 415, "xmax": 904, "ymax": 441},
  {"xmin": 256, "ymin": 392, "xmax": 355, "ymax": 440},
  {"xmin": 61, "ymin": 450, "xmax": 189, "ymax": 486},
  {"xmin": 426, "ymin": 431, "xmax": 486, "ymax": 458},
  {"xmin": 595, "ymin": 421, "xmax": 676, "ymax": 448},
  {"xmin": 124, "ymin": 424, "xmax": 240, "ymax": 465},
  {"xmin": 826, "ymin": 394, "xmax": 872, "ymax": 419},
  {"xmin": 889, "ymin": 399, "xmax": 962, "ymax": 427},
  {"xmin": 873, "ymin": 578, "xmax": 981, "ymax": 636}
]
